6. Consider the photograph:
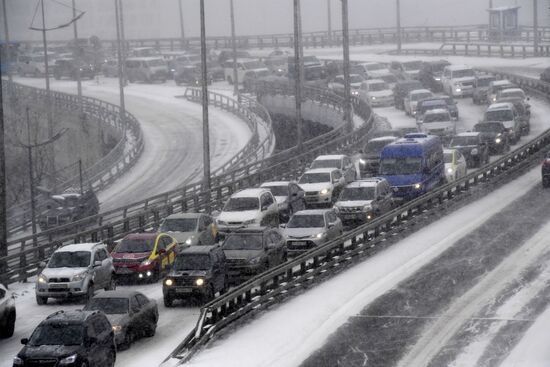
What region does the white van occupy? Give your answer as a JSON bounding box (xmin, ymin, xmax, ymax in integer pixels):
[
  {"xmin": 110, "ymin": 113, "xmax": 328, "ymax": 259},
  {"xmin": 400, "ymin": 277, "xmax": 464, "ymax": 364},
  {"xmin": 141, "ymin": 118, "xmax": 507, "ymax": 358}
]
[
  {"xmin": 442, "ymin": 65, "xmax": 476, "ymax": 97},
  {"xmin": 125, "ymin": 57, "xmax": 170, "ymax": 83}
]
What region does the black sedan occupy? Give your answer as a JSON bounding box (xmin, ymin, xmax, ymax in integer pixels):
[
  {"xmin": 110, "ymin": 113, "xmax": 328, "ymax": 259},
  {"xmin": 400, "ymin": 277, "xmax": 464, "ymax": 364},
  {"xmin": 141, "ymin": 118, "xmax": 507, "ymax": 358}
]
[{"xmin": 84, "ymin": 290, "xmax": 158, "ymax": 349}]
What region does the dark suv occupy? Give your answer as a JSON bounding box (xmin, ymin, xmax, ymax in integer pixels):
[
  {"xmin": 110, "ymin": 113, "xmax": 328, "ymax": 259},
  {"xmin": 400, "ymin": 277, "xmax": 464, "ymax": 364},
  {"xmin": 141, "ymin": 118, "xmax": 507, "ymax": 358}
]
[
  {"xmin": 449, "ymin": 132, "xmax": 490, "ymax": 168},
  {"xmin": 222, "ymin": 228, "xmax": 287, "ymax": 282},
  {"xmin": 473, "ymin": 121, "xmax": 510, "ymax": 154},
  {"xmin": 419, "ymin": 60, "xmax": 450, "ymax": 92},
  {"xmin": 163, "ymin": 245, "xmax": 228, "ymax": 306},
  {"xmin": 54, "ymin": 58, "xmax": 95, "ymax": 80},
  {"xmin": 14, "ymin": 310, "xmax": 116, "ymax": 367}
]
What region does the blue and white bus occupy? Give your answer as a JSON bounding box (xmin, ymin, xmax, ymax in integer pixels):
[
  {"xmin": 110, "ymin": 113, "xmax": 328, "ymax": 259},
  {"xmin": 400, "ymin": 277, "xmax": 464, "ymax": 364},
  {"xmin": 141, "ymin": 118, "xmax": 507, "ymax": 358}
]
[{"xmin": 379, "ymin": 133, "xmax": 444, "ymax": 201}]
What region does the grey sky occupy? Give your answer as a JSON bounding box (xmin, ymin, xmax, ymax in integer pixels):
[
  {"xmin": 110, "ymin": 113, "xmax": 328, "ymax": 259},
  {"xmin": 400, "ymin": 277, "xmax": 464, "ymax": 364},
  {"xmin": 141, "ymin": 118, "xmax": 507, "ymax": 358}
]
[{"xmin": 1, "ymin": 0, "xmax": 546, "ymax": 42}]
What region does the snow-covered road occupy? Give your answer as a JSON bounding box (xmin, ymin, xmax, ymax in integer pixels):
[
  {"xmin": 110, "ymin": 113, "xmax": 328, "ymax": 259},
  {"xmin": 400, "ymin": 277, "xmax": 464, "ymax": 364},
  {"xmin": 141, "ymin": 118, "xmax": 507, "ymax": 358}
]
[{"xmin": 12, "ymin": 76, "xmax": 252, "ymax": 212}]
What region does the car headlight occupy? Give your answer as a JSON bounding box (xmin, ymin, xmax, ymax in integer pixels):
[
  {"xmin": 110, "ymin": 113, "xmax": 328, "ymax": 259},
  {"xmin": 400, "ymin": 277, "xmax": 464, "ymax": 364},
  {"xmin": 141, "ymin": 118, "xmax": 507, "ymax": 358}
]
[
  {"xmin": 111, "ymin": 325, "xmax": 122, "ymax": 333},
  {"xmin": 370, "ymin": 96, "xmax": 376, "ymax": 100},
  {"xmin": 312, "ymin": 232, "xmax": 326, "ymax": 239},
  {"xmin": 13, "ymin": 357, "xmax": 23, "ymax": 366},
  {"xmin": 319, "ymin": 188, "xmax": 330, "ymax": 195},
  {"xmin": 185, "ymin": 236, "xmax": 195, "ymax": 245},
  {"xmin": 72, "ymin": 272, "xmax": 87, "ymax": 282},
  {"xmin": 352, "ymin": 90, "xmax": 359, "ymax": 96},
  {"xmin": 243, "ymin": 219, "xmax": 256, "ymax": 225},
  {"xmin": 141, "ymin": 259, "xmax": 152, "ymax": 266},
  {"xmin": 165, "ymin": 278, "xmax": 173, "ymax": 287},
  {"xmin": 495, "ymin": 138, "xmax": 502, "ymax": 144},
  {"xmin": 38, "ymin": 274, "xmax": 47, "ymax": 284},
  {"xmin": 195, "ymin": 278, "xmax": 205, "ymax": 286},
  {"xmin": 447, "ymin": 168, "xmax": 453, "ymax": 174},
  {"xmin": 359, "ymin": 158, "xmax": 366, "ymax": 165},
  {"xmin": 59, "ymin": 354, "xmax": 78, "ymax": 365},
  {"xmin": 414, "ymin": 183, "xmax": 422, "ymax": 190},
  {"xmin": 471, "ymin": 148, "xmax": 479, "ymax": 155}
]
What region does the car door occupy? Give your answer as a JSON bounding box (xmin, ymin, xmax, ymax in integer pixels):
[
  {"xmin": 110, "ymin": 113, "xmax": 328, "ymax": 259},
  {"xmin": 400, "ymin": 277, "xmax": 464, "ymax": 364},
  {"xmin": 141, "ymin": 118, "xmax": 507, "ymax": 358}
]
[
  {"xmin": 154, "ymin": 237, "xmax": 167, "ymax": 270},
  {"xmin": 209, "ymin": 252, "xmax": 223, "ymax": 290},
  {"xmin": 129, "ymin": 295, "xmax": 144, "ymax": 333},
  {"xmin": 97, "ymin": 248, "xmax": 112, "ymax": 288},
  {"xmin": 331, "ymin": 170, "xmax": 345, "ymax": 198},
  {"xmin": 91, "ymin": 250, "xmax": 106, "ymax": 288},
  {"xmin": 136, "ymin": 293, "xmax": 157, "ymax": 328},
  {"xmin": 455, "ymin": 150, "xmax": 467, "ymax": 178},
  {"xmin": 270, "ymin": 231, "xmax": 286, "ymax": 264}
]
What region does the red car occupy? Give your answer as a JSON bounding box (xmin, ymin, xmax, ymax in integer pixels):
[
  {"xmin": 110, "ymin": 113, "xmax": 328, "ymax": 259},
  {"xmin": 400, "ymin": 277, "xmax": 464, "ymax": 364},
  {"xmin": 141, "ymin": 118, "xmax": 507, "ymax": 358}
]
[{"xmin": 111, "ymin": 233, "xmax": 177, "ymax": 282}]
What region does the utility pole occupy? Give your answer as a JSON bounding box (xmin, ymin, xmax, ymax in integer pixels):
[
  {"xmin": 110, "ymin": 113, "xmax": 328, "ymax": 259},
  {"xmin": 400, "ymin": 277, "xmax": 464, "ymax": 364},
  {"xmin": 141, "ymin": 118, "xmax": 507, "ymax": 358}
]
[
  {"xmin": 341, "ymin": 0, "xmax": 352, "ymax": 132},
  {"xmin": 0, "ymin": 74, "xmax": 7, "ymax": 266},
  {"xmin": 2, "ymin": 0, "xmax": 13, "ymax": 84},
  {"xmin": 178, "ymin": 0, "xmax": 185, "ymax": 48},
  {"xmin": 293, "ymin": 0, "xmax": 303, "ymax": 150},
  {"xmin": 114, "ymin": 0, "xmax": 127, "ymax": 128},
  {"xmin": 25, "ymin": 108, "xmax": 38, "ymax": 249},
  {"xmin": 533, "ymin": 0, "xmax": 539, "ymax": 55},
  {"xmin": 118, "ymin": 0, "xmax": 127, "ymax": 84},
  {"xmin": 199, "ymin": 0, "xmax": 211, "ymax": 195},
  {"xmin": 327, "ymin": 0, "xmax": 332, "ymax": 46},
  {"xmin": 396, "ymin": 0, "xmax": 402, "ymax": 53},
  {"xmin": 230, "ymin": 0, "xmax": 239, "ymax": 98},
  {"xmin": 72, "ymin": 0, "xmax": 83, "ymax": 114}
]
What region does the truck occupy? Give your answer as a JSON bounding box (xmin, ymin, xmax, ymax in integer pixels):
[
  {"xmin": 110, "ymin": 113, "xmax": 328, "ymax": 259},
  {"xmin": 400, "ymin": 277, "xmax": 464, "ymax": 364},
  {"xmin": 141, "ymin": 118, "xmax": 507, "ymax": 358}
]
[
  {"xmin": 38, "ymin": 190, "xmax": 99, "ymax": 231},
  {"xmin": 379, "ymin": 133, "xmax": 444, "ymax": 201}
]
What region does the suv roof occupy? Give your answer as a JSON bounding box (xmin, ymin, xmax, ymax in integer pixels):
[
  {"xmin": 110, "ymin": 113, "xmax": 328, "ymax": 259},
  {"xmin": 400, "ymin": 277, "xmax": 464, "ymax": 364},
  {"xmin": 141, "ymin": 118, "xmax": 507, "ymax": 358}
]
[
  {"xmin": 425, "ymin": 108, "xmax": 450, "ymax": 115},
  {"xmin": 491, "ymin": 80, "xmax": 512, "ymax": 86},
  {"xmin": 123, "ymin": 233, "xmax": 157, "ymax": 240},
  {"xmin": 261, "ymin": 181, "xmax": 290, "ymax": 187},
  {"xmin": 303, "ymin": 168, "xmax": 337, "ymax": 174},
  {"xmin": 445, "ymin": 64, "xmax": 472, "ymax": 71},
  {"xmin": 455, "ymin": 132, "xmax": 481, "ymax": 137},
  {"xmin": 232, "ymin": 188, "xmax": 270, "ymax": 198},
  {"xmin": 44, "ymin": 309, "xmax": 100, "ymax": 323},
  {"xmin": 56, "ymin": 242, "xmax": 103, "ymax": 253},
  {"xmin": 164, "ymin": 213, "xmax": 205, "ymax": 219},
  {"xmin": 345, "ymin": 178, "xmax": 386, "ymax": 188},
  {"xmin": 487, "ymin": 102, "xmax": 514, "ymax": 111},
  {"xmin": 314, "ymin": 155, "xmax": 346, "ymax": 160},
  {"xmin": 293, "ymin": 209, "xmax": 331, "ymax": 216}
]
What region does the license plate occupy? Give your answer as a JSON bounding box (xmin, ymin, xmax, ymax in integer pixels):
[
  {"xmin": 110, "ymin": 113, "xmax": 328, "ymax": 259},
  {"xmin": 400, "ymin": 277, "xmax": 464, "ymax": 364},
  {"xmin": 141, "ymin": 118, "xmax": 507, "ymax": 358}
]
[
  {"xmin": 175, "ymin": 288, "xmax": 192, "ymax": 294},
  {"xmin": 49, "ymin": 283, "xmax": 68, "ymax": 289},
  {"xmin": 343, "ymin": 214, "xmax": 359, "ymax": 219},
  {"xmin": 116, "ymin": 268, "xmax": 133, "ymax": 275},
  {"xmin": 291, "ymin": 241, "xmax": 307, "ymax": 247}
]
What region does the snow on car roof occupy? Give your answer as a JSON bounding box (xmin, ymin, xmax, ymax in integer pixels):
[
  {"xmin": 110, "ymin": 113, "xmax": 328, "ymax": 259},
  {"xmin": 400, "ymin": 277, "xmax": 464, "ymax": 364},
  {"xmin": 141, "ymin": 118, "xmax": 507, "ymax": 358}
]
[
  {"xmin": 93, "ymin": 289, "xmax": 140, "ymax": 299},
  {"xmin": 261, "ymin": 181, "xmax": 290, "ymax": 187},
  {"xmin": 314, "ymin": 155, "xmax": 345, "ymax": 160},
  {"xmin": 303, "ymin": 168, "xmax": 339, "ymax": 174},
  {"xmin": 487, "ymin": 102, "xmax": 514, "ymax": 111},
  {"xmin": 369, "ymin": 136, "xmax": 399, "ymax": 142},
  {"xmin": 446, "ymin": 64, "xmax": 472, "ymax": 71},
  {"xmin": 409, "ymin": 89, "xmax": 431, "ymax": 95},
  {"xmin": 57, "ymin": 243, "xmax": 102, "ymax": 252},
  {"xmin": 345, "ymin": 179, "xmax": 382, "ymax": 188},
  {"xmin": 232, "ymin": 188, "xmax": 268, "ymax": 198},
  {"xmin": 367, "ymin": 79, "xmax": 385, "ymax": 84},
  {"xmin": 424, "ymin": 108, "xmax": 450, "ymax": 115},
  {"xmin": 293, "ymin": 209, "xmax": 331, "ymax": 216},
  {"xmin": 455, "ymin": 132, "xmax": 480, "ymax": 137},
  {"xmin": 165, "ymin": 213, "xmax": 203, "ymax": 219},
  {"xmin": 499, "ymin": 88, "xmax": 524, "ymax": 94},
  {"xmin": 492, "ymin": 80, "xmax": 512, "ymax": 86}
]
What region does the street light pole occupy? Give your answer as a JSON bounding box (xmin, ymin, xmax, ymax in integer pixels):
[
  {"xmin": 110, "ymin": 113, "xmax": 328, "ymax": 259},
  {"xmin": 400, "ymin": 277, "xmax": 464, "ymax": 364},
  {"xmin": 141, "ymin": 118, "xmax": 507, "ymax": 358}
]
[
  {"xmin": 117, "ymin": 0, "xmax": 127, "ymax": 84},
  {"xmin": 533, "ymin": 0, "xmax": 539, "ymax": 55},
  {"xmin": 178, "ymin": 0, "xmax": 185, "ymax": 48},
  {"xmin": 327, "ymin": 0, "xmax": 332, "ymax": 46},
  {"xmin": 293, "ymin": 0, "xmax": 303, "ymax": 150},
  {"xmin": 199, "ymin": 0, "xmax": 211, "ymax": 195},
  {"xmin": 396, "ymin": 0, "xmax": 402, "ymax": 53},
  {"xmin": 72, "ymin": 0, "xmax": 83, "ymax": 114},
  {"xmin": 2, "ymin": 0, "xmax": 13, "ymax": 84},
  {"xmin": 341, "ymin": 0, "xmax": 352, "ymax": 132},
  {"xmin": 114, "ymin": 0, "xmax": 127, "ymax": 127},
  {"xmin": 230, "ymin": 0, "xmax": 239, "ymax": 98},
  {"xmin": 25, "ymin": 108, "xmax": 38, "ymax": 246},
  {"xmin": 0, "ymin": 74, "xmax": 7, "ymax": 263}
]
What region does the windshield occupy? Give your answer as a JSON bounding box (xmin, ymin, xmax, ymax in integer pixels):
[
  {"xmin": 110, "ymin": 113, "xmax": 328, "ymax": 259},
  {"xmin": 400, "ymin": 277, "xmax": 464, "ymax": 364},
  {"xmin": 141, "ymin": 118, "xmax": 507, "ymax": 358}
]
[
  {"xmin": 299, "ymin": 173, "xmax": 331, "ymax": 184},
  {"xmin": 85, "ymin": 298, "xmax": 129, "ymax": 314},
  {"xmin": 485, "ymin": 110, "xmax": 514, "ymax": 122},
  {"xmin": 403, "ymin": 61, "xmax": 422, "ymax": 70},
  {"xmin": 115, "ymin": 238, "xmax": 155, "ymax": 253},
  {"xmin": 368, "ymin": 82, "xmax": 387, "ymax": 91},
  {"xmin": 411, "ymin": 92, "xmax": 432, "ymax": 101},
  {"xmin": 29, "ymin": 324, "xmax": 83, "ymax": 346},
  {"xmin": 444, "ymin": 152, "xmax": 453, "ymax": 163},
  {"xmin": 223, "ymin": 234, "xmax": 263, "ymax": 250},
  {"xmin": 48, "ymin": 251, "xmax": 90, "ymax": 268},
  {"xmin": 477, "ymin": 77, "xmax": 495, "ymax": 87},
  {"xmin": 350, "ymin": 75, "xmax": 363, "ymax": 83},
  {"xmin": 311, "ymin": 159, "xmax": 341, "ymax": 169},
  {"xmin": 224, "ymin": 197, "xmax": 259, "ymax": 211},
  {"xmin": 451, "ymin": 136, "xmax": 478, "ymax": 146},
  {"xmin": 365, "ymin": 63, "xmax": 385, "ymax": 71},
  {"xmin": 424, "ymin": 113, "xmax": 450, "ymax": 123},
  {"xmin": 173, "ymin": 254, "xmax": 211, "ymax": 271},
  {"xmin": 339, "ymin": 187, "xmax": 375, "ymax": 201},
  {"xmin": 474, "ymin": 123, "xmax": 503, "ymax": 133},
  {"xmin": 262, "ymin": 185, "xmax": 287, "ymax": 196},
  {"xmin": 452, "ymin": 69, "xmax": 475, "ymax": 78},
  {"xmin": 160, "ymin": 218, "xmax": 197, "ymax": 232},
  {"xmin": 380, "ymin": 157, "xmax": 423, "ymax": 175},
  {"xmin": 287, "ymin": 214, "xmax": 325, "ymax": 228}
]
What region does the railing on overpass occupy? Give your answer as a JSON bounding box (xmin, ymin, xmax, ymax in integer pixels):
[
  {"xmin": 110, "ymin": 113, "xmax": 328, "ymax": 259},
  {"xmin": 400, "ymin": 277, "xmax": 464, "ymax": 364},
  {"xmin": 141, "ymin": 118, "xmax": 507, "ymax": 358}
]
[
  {"xmin": 390, "ymin": 42, "xmax": 550, "ymax": 58},
  {"xmin": 164, "ymin": 74, "xmax": 550, "ymax": 365},
  {"xmin": 1, "ymin": 84, "xmax": 367, "ymax": 285},
  {"xmin": 4, "ymin": 82, "xmax": 144, "ymax": 238}
]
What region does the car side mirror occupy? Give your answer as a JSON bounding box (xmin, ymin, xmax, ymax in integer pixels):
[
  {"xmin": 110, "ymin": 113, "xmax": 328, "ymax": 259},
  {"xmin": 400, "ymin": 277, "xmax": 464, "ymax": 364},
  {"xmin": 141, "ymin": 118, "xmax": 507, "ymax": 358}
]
[
  {"xmin": 94, "ymin": 261, "xmax": 102, "ymax": 267},
  {"xmin": 261, "ymin": 205, "xmax": 268, "ymax": 211},
  {"xmin": 21, "ymin": 338, "xmax": 29, "ymax": 345},
  {"xmin": 39, "ymin": 261, "xmax": 46, "ymax": 268}
]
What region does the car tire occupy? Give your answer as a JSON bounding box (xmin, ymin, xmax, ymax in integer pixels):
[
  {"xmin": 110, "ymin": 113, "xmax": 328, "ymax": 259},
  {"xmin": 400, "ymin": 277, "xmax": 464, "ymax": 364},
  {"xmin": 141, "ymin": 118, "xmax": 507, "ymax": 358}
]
[
  {"xmin": 144, "ymin": 320, "xmax": 156, "ymax": 337},
  {"xmin": 86, "ymin": 284, "xmax": 94, "ymax": 302},
  {"xmin": 36, "ymin": 295, "xmax": 48, "ymax": 305},
  {"xmin": 0, "ymin": 310, "xmax": 15, "ymax": 338},
  {"xmin": 107, "ymin": 349, "xmax": 116, "ymax": 367},
  {"xmin": 164, "ymin": 295, "xmax": 174, "ymax": 307},
  {"xmin": 121, "ymin": 330, "xmax": 134, "ymax": 350}
]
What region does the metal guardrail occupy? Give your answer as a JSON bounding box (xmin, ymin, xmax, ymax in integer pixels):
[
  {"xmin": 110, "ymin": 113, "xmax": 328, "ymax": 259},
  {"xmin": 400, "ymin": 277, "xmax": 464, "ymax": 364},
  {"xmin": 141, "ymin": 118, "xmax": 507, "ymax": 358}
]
[
  {"xmin": 163, "ymin": 70, "xmax": 550, "ymax": 364},
  {"xmin": 391, "ymin": 42, "xmax": 550, "ymax": 58},
  {"xmin": 4, "ymin": 81, "xmax": 144, "ymax": 237},
  {"xmin": 1, "ymin": 85, "xmax": 360, "ymax": 285}
]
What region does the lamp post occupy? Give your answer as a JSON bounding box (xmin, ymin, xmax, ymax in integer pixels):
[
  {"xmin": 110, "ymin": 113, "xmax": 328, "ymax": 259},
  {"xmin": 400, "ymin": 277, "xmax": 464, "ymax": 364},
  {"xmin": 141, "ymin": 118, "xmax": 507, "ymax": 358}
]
[
  {"xmin": 71, "ymin": 0, "xmax": 83, "ymax": 114},
  {"xmin": 199, "ymin": 0, "xmax": 211, "ymax": 196},
  {"xmin": 293, "ymin": 0, "xmax": 303, "ymax": 150},
  {"xmin": 178, "ymin": 0, "xmax": 185, "ymax": 48},
  {"xmin": 341, "ymin": 0, "xmax": 352, "ymax": 132},
  {"xmin": 230, "ymin": 0, "xmax": 239, "ymax": 98},
  {"xmin": 396, "ymin": 0, "xmax": 402, "ymax": 53},
  {"xmin": 327, "ymin": 0, "xmax": 332, "ymax": 46},
  {"xmin": 533, "ymin": 0, "xmax": 538, "ymax": 55},
  {"xmin": 114, "ymin": 0, "xmax": 127, "ymax": 128},
  {"xmin": 0, "ymin": 72, "xmax": 6, "ymax": 264}
]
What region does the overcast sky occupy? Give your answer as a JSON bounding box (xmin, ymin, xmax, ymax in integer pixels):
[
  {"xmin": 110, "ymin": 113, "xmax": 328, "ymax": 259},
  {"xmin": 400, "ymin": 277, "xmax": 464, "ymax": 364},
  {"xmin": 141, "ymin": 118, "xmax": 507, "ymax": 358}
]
[{"xmin": 0, "ymin": 0, "xmax": 546, "ymax": 42}]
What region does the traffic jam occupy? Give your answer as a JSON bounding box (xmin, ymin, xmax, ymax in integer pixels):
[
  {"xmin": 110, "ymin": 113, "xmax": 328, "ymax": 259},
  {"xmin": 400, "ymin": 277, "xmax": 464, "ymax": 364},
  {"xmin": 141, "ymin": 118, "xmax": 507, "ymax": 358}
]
[{"xmin": 3, "ymin": 43, "xmax": 549, "ymax": 366}]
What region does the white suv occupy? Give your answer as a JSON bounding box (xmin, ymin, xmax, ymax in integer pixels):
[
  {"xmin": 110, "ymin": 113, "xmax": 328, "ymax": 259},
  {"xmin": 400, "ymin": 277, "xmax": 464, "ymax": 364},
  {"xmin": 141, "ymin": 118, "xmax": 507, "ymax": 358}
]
[
  {"xmin": 442, "ymin": 65, "xmax": 476, "ymax": 97},
  {"xmin": 299, "ymin": 168, "xmax": 346, "ymax": 207},
  {"xmin": 310, "ymin": 154, "xmax": 356, "ymax": 183},
  {"xmin": 216, "ymin": 188, "xmax": 279, "ymax": 232},
  {"xmin": 35, "ymin": 243, "xmax": 115, "ymax": 305},
  {"xmin": 417, "ymin": 109, "xmax": 456, "ymax": 137}
]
